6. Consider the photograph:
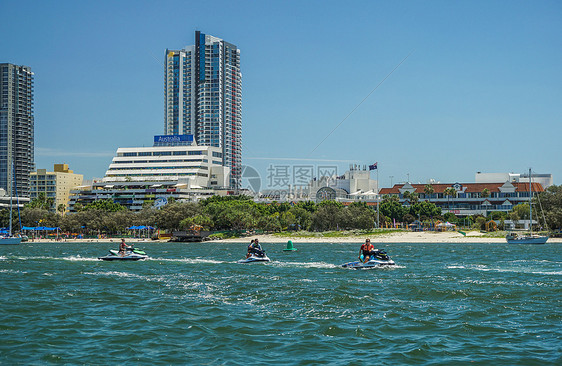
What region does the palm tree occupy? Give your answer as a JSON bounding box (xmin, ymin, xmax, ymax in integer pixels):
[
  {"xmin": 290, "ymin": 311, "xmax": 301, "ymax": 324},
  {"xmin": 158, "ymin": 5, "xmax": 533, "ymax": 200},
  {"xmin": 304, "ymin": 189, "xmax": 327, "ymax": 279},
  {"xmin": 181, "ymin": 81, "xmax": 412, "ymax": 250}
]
[
  {"xmin": 46, "ymin": 197, "xmax": 55, "ymax": 212},
  {"xmin": 403, "ymin": 191, "xmax": 412, "ymax": 202},
  {"xmin": 424, "ymin": 184, "xmax": 434, "ymax": 202},
  {"xmin": 410, "ymin": 192, "xmax": 419, "ymax": 203},
  {"xmin": 444, "ymin": 187, "xmax": 457, "ymax": 212},
  {"xmin": 480, "ymin": 188, "xmax": 491, "ymax": 218},
  {"xmin": 29, "ymin": 192, "xmax": 48, "ymax": 210},
  {"xmin": 403, "ymin": 191, "xmax": 419, "ymax": 204},
  {"xmin": 57, "ymin": 204, "xmax": 66, "ymax": 216}
]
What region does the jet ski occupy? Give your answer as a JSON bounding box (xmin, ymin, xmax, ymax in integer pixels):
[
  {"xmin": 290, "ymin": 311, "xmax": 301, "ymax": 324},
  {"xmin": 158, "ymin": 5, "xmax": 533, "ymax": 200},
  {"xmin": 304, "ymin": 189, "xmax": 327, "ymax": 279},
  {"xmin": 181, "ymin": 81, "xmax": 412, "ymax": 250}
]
[
  {"xmin": 237, "ymin": 250, "xmax": 270, "ymax": 263},
  {"xmin": 98, "ymin": 248, "xmax": 148, "ymax": 261},
  {"xmin": 341, "ymin": 249, "xmax": 395, "ymax": 269}
]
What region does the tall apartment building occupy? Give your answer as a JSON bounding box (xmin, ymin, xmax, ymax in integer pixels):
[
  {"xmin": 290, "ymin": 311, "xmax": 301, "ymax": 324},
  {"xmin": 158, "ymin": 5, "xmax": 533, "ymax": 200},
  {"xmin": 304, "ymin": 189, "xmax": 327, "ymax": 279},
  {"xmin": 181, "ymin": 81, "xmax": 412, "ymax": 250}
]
[
  {"xmin": 30, "ymin": 164, "xmax": 83, "ymax": 213},
  {"xmin": 165, "ymin": 31, "xmax": 242, "ymax": 189},
  {"xmin": 0, "ymin": 63, "xmax": 34, "ymax": 197}
]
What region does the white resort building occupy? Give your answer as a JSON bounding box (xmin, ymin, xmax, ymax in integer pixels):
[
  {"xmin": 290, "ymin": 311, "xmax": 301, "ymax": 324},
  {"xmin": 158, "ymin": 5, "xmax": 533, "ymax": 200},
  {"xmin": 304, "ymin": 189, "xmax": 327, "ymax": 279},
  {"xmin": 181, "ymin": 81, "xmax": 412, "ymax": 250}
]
[
  {"xmin": 307, "ymin": 166, "xmax": 379, "ymax": 203},
  {"xmin": 475, "ymin": 172, "xmax": 553, "ymax": 189},
  {"xmin": 258, "ymin": 165, "xmax": 380, "ymax": 204},
  {"xmin": 68, "ymin": 135, "xmax": 232, "ymax": 211}
]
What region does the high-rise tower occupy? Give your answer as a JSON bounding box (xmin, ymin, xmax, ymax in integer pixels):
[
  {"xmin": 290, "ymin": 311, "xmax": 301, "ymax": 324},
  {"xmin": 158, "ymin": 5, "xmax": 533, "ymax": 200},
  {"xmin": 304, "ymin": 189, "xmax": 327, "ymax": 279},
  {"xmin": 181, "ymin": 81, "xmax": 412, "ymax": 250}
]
[
  {"xmin": 165, "ymin": 31, "xmax": 242, "ymax": 189},
  {"xmin": 0, "ymin": 63, "xmax": 34, "ymax": 197}
]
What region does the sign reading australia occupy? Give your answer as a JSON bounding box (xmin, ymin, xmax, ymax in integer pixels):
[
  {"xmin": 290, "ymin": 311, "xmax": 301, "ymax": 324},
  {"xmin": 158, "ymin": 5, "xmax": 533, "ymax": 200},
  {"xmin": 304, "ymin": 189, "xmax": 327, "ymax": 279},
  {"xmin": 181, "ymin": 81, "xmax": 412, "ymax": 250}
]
[{"xmin": 153, "ymin": 134, "xmax": 194, "ymax": 145}]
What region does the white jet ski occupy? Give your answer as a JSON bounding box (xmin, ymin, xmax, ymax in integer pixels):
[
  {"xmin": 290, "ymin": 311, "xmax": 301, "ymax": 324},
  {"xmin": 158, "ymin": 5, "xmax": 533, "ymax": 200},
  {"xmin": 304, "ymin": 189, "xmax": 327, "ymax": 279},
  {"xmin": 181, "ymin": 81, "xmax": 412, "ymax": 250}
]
[
  {"xmin": 237, "ymin": 252, "xmax": 270, "ymax": 264},
  {"xmin": 98, "ymin": 248, "xmax": 148, "ymax": 261},
  {"xmin": 341, "ymin": 250, "xmax": 395, "ymax": 269}
]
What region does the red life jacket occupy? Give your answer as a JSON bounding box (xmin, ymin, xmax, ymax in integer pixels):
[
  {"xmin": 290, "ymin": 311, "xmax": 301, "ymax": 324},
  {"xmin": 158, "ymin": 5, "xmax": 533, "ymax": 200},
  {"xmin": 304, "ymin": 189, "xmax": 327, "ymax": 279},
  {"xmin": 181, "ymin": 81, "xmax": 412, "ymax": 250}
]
[{"xmin": 361, "ymin": 243, "xmax": 374, "ymax": 251}]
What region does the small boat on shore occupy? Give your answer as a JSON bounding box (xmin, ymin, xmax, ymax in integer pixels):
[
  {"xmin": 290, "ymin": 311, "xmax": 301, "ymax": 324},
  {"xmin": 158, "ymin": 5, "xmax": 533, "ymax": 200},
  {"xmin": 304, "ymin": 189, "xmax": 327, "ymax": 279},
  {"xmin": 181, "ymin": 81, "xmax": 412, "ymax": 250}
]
[
  {"xmin": 506, "ymin": 168, "xmax": 549, "ymax": 245},
  {"xmin": 506, "ymin": 232, "xmax": 548, "ymax": 245},
  {"xmin": 0, "ymin": 236, "xmax": 22, "ymax": 245}
]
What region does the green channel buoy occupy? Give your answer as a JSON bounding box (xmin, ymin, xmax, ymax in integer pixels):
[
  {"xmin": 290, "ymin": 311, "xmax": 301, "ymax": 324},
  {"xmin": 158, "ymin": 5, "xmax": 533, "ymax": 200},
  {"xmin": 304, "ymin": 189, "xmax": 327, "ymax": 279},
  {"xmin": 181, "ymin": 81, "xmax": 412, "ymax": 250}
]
[{"xmin": 283, "ymin": 240, "xmax": 297, "ymax": 251}]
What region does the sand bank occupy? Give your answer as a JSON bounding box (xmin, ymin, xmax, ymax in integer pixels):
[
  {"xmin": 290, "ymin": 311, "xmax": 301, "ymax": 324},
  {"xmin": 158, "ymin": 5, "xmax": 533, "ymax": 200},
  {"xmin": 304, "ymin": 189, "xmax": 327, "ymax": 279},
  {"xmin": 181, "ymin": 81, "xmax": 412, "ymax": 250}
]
[
  {"xmin": 215, "ymin": 231, "xmax": 562, "ymax": 244},
  {"xmin": 28, "ymin": 231, "xmax": 561, "ymax": 244}
]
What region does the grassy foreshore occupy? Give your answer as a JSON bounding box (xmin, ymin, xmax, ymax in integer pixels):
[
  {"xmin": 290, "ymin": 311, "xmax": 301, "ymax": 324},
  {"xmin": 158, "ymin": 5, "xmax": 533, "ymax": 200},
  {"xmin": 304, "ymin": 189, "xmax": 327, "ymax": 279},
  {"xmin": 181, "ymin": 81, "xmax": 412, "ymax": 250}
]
[{"xmin": 28, "ymin": 230, "xmax": 561, "ymax": 244}]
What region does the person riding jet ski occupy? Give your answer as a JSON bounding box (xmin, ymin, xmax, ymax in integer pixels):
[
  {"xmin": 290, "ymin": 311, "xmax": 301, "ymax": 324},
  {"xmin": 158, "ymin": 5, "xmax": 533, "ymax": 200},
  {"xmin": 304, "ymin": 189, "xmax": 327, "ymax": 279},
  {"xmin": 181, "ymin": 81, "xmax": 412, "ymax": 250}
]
[
  {"xmin": 359, "ymin": 239, "xmax": 375, "ymax": 263},
  {"xmin": 118, "ymin": 238, "xmax": 132, "ymax": 257},
  {"xmin": 98, "ymin": 239, "xmax": 147, "ymax": 261},
  {"xmin": 247, "ymin": 238, "xmax": 265, "ymax": 258},
  {"xmin": 359, "ymin": 239, "xmax": 388, "ymax": 262}
]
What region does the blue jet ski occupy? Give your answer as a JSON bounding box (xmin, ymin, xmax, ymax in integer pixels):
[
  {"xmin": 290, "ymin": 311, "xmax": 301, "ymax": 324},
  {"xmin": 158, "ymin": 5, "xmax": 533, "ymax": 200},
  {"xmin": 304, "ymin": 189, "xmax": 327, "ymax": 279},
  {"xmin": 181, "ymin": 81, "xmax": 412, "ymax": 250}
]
[
  {"xmin": 341, "ymin": 249, "xmax": 395, "ymax": 269},
  {"xmin": 98, "ymin": 248, "xmax": 148, "ymax": 261}
]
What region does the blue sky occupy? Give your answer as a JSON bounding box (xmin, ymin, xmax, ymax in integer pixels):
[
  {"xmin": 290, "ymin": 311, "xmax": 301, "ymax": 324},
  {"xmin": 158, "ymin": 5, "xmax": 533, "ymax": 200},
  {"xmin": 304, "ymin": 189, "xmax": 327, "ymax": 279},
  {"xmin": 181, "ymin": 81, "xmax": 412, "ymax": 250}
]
[{"xmin": 2, "ymin": 0, "xmax": 561, "ymax": 187}]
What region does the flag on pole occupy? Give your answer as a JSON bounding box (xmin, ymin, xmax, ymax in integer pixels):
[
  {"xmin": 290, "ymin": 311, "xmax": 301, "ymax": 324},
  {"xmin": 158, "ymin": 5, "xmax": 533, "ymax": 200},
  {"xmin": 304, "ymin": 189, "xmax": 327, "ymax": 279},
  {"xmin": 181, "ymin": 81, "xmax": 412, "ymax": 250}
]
[{"xmin": 369, "ymin": 162, "xmax": 378, "ymax": 170}]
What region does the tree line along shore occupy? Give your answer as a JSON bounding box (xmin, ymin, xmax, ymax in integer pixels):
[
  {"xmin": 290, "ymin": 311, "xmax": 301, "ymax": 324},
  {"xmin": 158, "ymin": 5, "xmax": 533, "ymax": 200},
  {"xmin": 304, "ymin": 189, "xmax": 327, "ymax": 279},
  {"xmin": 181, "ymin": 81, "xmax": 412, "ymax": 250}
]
[{"xmin": 5, "ymin": 185, "xmax": 562, "ymax": 239}]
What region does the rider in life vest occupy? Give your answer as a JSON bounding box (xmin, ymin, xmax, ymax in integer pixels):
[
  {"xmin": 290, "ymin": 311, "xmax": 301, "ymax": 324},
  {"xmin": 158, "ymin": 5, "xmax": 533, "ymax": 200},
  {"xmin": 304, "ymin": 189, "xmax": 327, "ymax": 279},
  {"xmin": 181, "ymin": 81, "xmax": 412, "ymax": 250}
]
[{"xmin": 359, "ymin": 239, "xmax": 375, "ymax": 263}]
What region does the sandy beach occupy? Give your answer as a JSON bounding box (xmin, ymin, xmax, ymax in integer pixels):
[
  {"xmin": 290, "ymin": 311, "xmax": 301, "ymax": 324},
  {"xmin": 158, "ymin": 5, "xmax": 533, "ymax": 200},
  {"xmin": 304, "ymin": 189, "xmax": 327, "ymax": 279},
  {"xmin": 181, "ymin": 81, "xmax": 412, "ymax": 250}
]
[
  {"xmin": 28, "ymin": 231, "xmax": 561, "ymax": 244},
  {"xmin": 215, "ymin": 231, "xmax": 562, "ymax": 244}
]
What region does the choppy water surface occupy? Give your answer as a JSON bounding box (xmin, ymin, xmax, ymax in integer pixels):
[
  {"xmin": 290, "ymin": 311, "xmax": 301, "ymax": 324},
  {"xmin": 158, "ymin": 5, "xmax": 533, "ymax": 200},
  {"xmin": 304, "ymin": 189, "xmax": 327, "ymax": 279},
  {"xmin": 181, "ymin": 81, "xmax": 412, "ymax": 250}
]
[{"xmin": 0, "ymin": 241, "xmax": 560, "ymax": 365}]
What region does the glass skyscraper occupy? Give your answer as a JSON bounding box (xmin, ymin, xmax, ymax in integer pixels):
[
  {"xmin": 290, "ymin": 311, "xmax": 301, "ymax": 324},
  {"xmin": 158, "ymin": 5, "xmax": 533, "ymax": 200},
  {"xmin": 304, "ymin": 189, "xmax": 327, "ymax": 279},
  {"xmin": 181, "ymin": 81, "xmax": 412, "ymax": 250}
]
[
  {"xmin": 165, "ymin": 31, "xmax": 242, "ymax": 189},
  {"xmin": 0, "ymin": 63, "xmax": 34, "ymax": 197}
]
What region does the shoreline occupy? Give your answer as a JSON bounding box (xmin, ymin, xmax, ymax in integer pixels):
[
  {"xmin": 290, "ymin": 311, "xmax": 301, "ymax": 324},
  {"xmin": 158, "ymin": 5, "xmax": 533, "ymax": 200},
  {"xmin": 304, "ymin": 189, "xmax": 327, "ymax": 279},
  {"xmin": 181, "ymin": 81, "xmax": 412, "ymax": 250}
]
[
  {"xmin": 24, "ymin": 231, "xmax": 562, "ymax": 244},
  {"xmin": 214, "ymin": 231, "xmax": 562, "ymax": 244}
]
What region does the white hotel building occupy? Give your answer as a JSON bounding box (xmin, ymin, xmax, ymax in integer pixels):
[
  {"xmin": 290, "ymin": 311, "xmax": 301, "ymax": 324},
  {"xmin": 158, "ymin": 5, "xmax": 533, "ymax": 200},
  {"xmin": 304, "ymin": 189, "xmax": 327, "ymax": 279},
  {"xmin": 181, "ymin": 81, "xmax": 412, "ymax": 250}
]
[{"xmin": 68, "ymin": 135, "xmax": 231, "ymax": 211}]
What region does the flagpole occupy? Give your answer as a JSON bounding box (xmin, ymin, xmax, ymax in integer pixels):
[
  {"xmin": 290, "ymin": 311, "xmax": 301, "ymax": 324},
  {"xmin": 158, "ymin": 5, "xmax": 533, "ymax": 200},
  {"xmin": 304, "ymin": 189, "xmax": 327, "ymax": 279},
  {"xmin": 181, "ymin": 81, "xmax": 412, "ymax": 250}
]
[{"xmin": 376, "ymin": 163, "xmax": 379, "ymax": 229}]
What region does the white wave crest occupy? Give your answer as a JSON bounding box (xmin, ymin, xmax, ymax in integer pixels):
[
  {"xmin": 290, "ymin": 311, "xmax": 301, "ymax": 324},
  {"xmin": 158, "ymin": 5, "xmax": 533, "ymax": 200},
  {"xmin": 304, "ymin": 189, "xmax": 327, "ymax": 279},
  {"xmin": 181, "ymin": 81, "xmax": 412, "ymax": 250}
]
[
  {"xmin": 273, "ymin": 261, "xmax": 337, "ymax": 269},
  {"xmin": 83, "ymin": 271, "xmax": 148, "ymax": 280},
  {"xmin": 150, "ymin": 257, "xmax": 225, "ymax": 264},
  {"xmin": 449, "ymin": 264, "xmax": 561, "ymax": 276},
  {"xmin": 0, "ymin": 269, "xmax": 27, "ymax": 274},
  {"xmin": 63, "ymin": 256, "xmax": 99, "ymax": 262}
]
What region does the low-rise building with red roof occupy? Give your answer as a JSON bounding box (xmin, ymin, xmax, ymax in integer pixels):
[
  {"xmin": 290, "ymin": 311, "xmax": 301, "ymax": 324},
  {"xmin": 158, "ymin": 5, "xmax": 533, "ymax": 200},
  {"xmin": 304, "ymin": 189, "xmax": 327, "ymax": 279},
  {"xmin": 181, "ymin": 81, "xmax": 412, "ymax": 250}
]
[{"xmin": 379, "ymin": 181, "xmax": 544, "ymax": 216}]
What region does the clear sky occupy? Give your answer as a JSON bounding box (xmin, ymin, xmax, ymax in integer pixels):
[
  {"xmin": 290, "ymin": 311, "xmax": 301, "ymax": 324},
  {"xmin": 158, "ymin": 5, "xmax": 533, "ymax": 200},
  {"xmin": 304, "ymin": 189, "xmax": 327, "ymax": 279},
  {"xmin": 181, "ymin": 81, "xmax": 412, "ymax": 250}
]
[{"xmin": 2, "ymin": 0, "xmax": 561, "ymax": 188}]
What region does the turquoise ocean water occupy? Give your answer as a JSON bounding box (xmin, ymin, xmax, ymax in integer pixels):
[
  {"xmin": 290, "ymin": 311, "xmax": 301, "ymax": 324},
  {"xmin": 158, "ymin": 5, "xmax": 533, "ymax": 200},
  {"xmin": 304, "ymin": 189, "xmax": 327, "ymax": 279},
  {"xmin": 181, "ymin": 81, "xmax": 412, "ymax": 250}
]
[{"xmin": 0, "ymin": 241, "xmax": 560, "ymax": 365}]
